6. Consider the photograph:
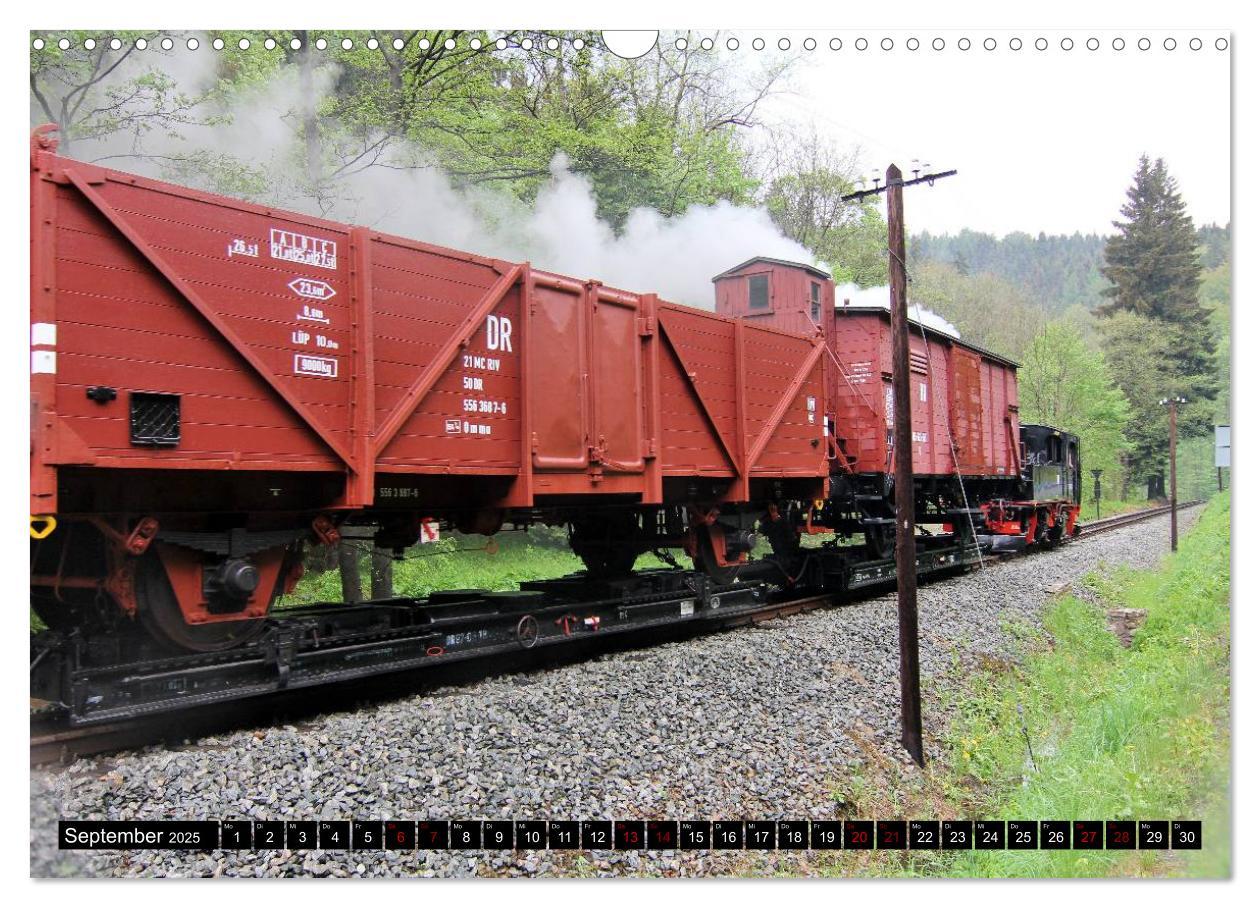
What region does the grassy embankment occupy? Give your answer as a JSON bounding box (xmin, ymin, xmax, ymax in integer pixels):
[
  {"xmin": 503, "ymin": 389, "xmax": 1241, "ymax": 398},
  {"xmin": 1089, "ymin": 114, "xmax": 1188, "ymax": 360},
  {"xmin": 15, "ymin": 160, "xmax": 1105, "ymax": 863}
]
[
  {"xmin": 819, "ymin": 493, "xmax": 1231, "ymax": 878},
  {"xmin": 1092, "ymin": 497, "xmax": 1159, "ymax": 520}
]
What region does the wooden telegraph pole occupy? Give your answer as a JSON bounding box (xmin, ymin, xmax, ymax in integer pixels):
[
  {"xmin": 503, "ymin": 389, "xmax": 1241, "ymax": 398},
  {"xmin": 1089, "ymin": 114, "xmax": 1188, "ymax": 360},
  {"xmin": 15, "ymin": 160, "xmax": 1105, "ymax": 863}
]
[
  {"xmin": 841, "ymin": 163, "xmax": 955, "ymax": 767},
  {"xmin": 886, "ymin": 164, "xmax": 923, "ymax": 767}
]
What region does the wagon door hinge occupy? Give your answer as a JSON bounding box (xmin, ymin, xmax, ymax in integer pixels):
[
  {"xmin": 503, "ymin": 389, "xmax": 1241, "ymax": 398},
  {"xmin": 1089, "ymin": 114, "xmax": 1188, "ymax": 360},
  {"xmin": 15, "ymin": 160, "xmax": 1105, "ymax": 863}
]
[{"xmin": 587, "ymin": 441, "xmax": 606, "ymax": 483}]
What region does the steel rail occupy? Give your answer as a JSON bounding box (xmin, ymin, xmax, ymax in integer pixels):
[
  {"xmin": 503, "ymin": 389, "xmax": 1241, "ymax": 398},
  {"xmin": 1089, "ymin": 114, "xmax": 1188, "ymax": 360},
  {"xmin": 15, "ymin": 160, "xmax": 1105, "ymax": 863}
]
[{"xmin": 1077, "ymin": 499, "xmax": 1202, "ymax": 538}]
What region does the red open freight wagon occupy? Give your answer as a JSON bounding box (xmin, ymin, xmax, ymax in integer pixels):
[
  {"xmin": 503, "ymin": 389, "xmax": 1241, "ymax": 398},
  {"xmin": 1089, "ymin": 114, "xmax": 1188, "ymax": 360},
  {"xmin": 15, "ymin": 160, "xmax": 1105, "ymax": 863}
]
[
  {"xmin": 30, "ymin": 126, "xmax": 1082, "ymax": 653},
  {"xmin": 29, "ymin": 127, "xmax": 828, "ymax": 528}
]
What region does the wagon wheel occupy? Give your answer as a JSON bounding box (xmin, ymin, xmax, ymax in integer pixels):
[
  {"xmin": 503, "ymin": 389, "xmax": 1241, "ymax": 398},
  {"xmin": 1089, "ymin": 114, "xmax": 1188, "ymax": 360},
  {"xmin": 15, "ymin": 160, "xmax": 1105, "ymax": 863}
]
[
  {"xmin": 864, "ymin": 523, "xmax": 897, "ymax": 560},
  {"xmin": 1033, "ymin": 508, "xmax": 1051, "ymax": 546},
  {"xmin": 570, "ymin": 513, "xmax": 639, "ymax": 578},
  {"xmin": 1047, "ymin": 509, "xmax": 1066, "ymax": 545},
  {"xmin": 136, "ymin": 549, "xmax": 267, "ymax": 653}
]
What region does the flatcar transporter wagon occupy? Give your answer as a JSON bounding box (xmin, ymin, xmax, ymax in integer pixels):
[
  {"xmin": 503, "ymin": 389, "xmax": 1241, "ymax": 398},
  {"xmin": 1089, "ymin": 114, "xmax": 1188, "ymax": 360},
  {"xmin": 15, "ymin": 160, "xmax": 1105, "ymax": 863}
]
[{"xmin": 28, "ymin": 127, "xmax": 829, "ymax": 651}]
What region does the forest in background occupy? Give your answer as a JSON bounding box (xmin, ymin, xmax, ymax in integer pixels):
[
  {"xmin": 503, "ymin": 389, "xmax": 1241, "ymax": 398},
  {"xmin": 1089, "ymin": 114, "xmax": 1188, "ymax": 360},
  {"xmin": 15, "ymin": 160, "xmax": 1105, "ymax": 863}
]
[
  {"xmin": 909, "ymin": 218, "xmax": 1230, "ymax": 500},
  {"xmin": 30, "ymin": 30, "xmax": 1231, "ymax": 501}
]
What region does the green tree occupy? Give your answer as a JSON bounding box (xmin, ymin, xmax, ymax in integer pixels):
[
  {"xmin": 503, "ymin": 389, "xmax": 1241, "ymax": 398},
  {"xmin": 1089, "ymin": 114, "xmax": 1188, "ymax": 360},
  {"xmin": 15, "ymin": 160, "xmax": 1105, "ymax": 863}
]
[
  {"xmin": 907, "ymin": 260, "xmax": 1045, "ymax": 361},
  {"xmin": 1199, "ymin": 261, "xmax": 1231, "ymax": 424},
  {"xmin": 30, "ymin": 30, "xmax": 221, "ymax": 153},
  {"xmin": 760, "ymin": 127, "xmax": 887, "ymax": 285},
  {"xmin": 1099, "ymin": 156, "xmax": 1216, "ymax": 380},
  {"xmin": 302, "ymin": 30, "xmax": 779, "ymax": 225},
  {"xmin": 1019, "ymin": 320, "xmax": 1131, "ymax": 498},
  {"xmin": 1097, "ymin": 157, "xmax": 1219, "ymax": 476},
  {"xmin": 910, "ymin": 228, "xmax": 1108, "ymax": 312},
  {"xmin": 32, "ymin": 30, "xmax": 790, "ymax": 232},
  {"xmin": 1196, "ymin": 227, "xmax": 1231, "ymax": 427},
  {"xmin": 30, "ymin": 30, "xmax": 286, "ymax": 198},
  {"xmin": 1196, "ymin": 222, "xmax": 1231, "ymax": 269},
  {"xmin": 1095, "ymin": 310, "xmax": 1209, "ymax": 481}
]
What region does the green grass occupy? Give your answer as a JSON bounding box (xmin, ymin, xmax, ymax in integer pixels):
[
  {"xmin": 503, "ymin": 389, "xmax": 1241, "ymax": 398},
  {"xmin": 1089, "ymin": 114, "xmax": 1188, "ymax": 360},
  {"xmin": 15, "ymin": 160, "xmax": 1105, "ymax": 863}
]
[
  {"xmin": 946, "ymin": 494, "xmax": 1230, "ymax": 877},
  {"xmin": 818, "ymin": 493, "xmax": 1231, "ymax": 878},
  {"xmin": 279, "ymin": 526, "xmax": 677, "ymax": 606},
  {"xmin": 1089, "ymin": 497, "xmax": 1159, "ymax": 520},
  {"xmin": 284, "ymin": 520, "xmax": 849, "ymax": 608}
]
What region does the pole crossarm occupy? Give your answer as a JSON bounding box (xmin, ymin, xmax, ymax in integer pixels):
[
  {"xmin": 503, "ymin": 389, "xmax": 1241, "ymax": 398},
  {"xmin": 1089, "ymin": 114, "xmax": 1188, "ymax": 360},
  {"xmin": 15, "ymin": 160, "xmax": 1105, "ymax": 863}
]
[{"xmin": 841, "ymin": 169, "xmax": 958, "ymax": 203}]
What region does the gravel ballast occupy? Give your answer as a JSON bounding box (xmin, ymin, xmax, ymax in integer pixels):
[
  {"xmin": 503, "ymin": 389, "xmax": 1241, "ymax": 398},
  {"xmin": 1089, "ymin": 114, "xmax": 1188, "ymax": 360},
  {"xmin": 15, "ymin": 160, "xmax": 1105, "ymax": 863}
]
[{"xmin": 30, "ymin": 506, "xmax": 1204, "ymax": 878}]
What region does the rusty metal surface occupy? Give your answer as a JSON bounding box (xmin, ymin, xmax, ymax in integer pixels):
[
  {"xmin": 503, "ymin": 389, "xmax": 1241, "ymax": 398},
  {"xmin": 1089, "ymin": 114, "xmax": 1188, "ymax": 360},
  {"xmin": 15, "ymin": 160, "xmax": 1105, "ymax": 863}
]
[{"xmin": 948, "ymin": 346, "xmax": 986, "ymax": 474}]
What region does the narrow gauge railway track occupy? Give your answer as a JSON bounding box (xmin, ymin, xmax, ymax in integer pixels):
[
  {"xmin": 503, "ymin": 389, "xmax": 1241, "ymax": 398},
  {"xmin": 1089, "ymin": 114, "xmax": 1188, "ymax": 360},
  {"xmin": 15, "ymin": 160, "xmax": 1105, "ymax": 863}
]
[
  {"xmin": 31, "ymin": 500, "xmax": 1201, "ymax": 766},
  {"xmin": 1076, "ymin": 501, "xmax": 1198, "ymax": 537}
]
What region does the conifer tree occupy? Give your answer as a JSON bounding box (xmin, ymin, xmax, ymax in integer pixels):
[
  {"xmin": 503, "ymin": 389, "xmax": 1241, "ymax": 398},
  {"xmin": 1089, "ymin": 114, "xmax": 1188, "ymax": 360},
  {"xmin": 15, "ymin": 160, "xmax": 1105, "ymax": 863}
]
[
  {"xmin": 1099, "ymin": 155, "xmax": 1216, "ymax": 378},
  {"xmin": 1098, "ymin": 156, "xmax": 1218, "ymax": 476}
]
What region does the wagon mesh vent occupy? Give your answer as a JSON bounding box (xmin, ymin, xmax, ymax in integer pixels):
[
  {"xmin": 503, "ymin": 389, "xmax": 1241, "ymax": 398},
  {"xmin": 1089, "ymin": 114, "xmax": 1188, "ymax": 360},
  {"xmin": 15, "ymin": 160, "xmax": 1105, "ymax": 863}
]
[{"xmin": 129, "ymin": 392, "xmax": 181, "ymax": 446}]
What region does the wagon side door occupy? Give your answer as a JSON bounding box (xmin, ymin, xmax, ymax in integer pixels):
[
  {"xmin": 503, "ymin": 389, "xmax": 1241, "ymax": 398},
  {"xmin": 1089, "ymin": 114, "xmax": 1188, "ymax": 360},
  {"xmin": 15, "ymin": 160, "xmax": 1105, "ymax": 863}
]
[
  {"xmin": 587, "ymin": 288, "xmax": 645, "ymax": 472},
  {"xmin": 527, "ymin": 279, "xmax": 645, "ymax": 476},
  {"xmin": 947, "ymin": 346, "xmax": 986, "ymax": 474}
]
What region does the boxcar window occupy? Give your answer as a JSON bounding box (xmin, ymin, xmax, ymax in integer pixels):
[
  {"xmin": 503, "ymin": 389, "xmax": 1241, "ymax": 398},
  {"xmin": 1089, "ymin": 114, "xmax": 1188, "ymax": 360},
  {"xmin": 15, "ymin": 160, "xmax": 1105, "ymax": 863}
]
[
  {"xmin": 748, "ymin": 274, "xmax": 770, "ymax": 310},
  {"xmin": 810, "ymin": 281, "xmax": 821, "ymax": 321}
]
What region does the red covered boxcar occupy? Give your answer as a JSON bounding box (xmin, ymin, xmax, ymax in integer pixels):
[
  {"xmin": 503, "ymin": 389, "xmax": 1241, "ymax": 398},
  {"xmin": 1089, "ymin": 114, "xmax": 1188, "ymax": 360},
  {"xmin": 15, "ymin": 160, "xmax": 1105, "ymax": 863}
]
[
  {"xmin": 714, "ymin": 256, "xmax": 1045, "ymax": 556},
  {"xmin": 715, "ymin": 255, "xmax": 1020, "ymax": 480}
]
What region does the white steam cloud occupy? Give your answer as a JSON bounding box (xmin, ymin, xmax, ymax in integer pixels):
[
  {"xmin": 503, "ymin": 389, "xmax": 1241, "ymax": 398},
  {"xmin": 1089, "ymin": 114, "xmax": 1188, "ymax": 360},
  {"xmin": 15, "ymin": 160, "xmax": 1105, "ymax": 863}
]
[
  {"xmin": 40, "ymin": 44, "xmax": 813, "ymax": 309},
  {"xmin": 834, "ymin": 282, "xmax": 961, "ymax": 338}
]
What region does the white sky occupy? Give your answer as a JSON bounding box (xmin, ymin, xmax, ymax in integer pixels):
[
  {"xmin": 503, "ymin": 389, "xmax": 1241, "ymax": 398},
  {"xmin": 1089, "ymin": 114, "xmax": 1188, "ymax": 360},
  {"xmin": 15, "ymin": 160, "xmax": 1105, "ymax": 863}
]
[{"xmin": 760, "ymin": 28, "xmax": 1231, "ymax": 236}]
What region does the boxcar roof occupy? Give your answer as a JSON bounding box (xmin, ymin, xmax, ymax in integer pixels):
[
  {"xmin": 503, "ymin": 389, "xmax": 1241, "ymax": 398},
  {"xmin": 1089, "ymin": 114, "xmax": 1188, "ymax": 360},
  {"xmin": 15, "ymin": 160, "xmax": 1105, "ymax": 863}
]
[
  {"xmin": 836, "ymin": 305, "xmax": 1021, "ymax": 368},
  {"xmin": 1021, "ymin": 423, "xmax": 1080, "ymax": 441},
  {"xmin": 711, "ymin": 256, "xmax": 833, "ymax": 282}
]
